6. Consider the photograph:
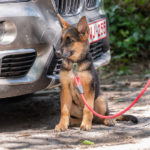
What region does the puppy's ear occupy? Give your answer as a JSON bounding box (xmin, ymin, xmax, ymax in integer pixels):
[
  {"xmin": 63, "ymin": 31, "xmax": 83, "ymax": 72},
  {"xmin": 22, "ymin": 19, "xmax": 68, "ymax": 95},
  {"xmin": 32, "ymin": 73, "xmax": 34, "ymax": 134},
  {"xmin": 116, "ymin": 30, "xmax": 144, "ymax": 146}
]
[
  {"xmin": 57, "ymin": 14, "xmax": 70, "ymax": 29},
  {"xmin": 76, "ymin": 16, "xmax": 89, "ymax": 39}
]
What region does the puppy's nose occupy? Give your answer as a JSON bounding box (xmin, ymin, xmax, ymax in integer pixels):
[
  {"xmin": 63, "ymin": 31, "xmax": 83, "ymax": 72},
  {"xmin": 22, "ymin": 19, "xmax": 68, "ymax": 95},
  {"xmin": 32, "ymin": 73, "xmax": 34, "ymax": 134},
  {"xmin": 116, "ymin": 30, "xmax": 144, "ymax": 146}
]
[{"xmin": 55, "ymin": 49, "xmax": 62, "ymax": 58}]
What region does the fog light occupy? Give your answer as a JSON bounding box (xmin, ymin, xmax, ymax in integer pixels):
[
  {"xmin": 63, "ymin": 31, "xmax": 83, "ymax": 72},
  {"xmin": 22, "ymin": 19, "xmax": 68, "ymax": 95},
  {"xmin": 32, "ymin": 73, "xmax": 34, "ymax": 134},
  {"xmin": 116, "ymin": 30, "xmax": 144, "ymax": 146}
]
[{"xmin": 0, "ymin": 21, "xmax": 17, "ymax": 45}]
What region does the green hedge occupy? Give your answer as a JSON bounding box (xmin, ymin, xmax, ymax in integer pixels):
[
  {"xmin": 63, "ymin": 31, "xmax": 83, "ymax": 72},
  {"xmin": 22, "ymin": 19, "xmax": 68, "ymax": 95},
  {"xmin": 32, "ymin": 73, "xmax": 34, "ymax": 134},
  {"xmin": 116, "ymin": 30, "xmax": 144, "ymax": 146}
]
[{"xmin": 104, "ymin": 0, "xmax": 150, "ymax": 62}]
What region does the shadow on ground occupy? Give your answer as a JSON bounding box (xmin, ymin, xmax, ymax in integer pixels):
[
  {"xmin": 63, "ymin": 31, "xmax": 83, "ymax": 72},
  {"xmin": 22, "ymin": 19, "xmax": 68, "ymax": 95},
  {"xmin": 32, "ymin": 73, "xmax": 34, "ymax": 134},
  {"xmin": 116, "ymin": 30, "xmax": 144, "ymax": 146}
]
[{"xmin": 0, "ymin": 75, "xmax": 150, "ymax": 149}]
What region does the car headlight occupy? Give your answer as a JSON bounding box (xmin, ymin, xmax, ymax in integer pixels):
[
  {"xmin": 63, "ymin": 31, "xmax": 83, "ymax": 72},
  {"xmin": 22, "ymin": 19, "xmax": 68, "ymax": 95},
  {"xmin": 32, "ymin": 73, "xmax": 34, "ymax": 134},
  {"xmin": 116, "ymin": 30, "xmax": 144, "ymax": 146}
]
[{"xmin": 0, "ymin": 21, "xmax": 17, "ymax": 45}]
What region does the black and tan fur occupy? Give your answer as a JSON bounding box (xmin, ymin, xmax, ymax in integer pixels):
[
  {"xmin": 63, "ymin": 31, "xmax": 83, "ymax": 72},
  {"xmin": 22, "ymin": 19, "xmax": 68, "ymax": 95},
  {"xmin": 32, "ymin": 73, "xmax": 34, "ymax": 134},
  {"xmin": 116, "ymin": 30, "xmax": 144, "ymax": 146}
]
[{"xmin": 55, "ymin": 14, "xmax": 138, "ymax": 131}]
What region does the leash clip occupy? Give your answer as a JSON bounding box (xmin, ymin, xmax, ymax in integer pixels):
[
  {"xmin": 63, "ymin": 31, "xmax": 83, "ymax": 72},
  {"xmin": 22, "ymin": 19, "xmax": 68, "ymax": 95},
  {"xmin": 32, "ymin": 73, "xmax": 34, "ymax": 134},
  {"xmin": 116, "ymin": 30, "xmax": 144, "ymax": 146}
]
[
  {"xmin": 73, "ymin": 63, "xmax": 84, "ymax": 94},
  {"xmin": 74, "ymin": 76, "xmax": 84, "ymax": 94}
]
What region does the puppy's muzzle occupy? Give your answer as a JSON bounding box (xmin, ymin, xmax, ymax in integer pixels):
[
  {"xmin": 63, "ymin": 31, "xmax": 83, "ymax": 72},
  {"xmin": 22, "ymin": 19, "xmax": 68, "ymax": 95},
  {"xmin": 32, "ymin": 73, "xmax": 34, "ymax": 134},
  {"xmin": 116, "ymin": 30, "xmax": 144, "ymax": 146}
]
[{"xmin": 55, "ymin": 48, "xmax": 73, "ymax": 59}]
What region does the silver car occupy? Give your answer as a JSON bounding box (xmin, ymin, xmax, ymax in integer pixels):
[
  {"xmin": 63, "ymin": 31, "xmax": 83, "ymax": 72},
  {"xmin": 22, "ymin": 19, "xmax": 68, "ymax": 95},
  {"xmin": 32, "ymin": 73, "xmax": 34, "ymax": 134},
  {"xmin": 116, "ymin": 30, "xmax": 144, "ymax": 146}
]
[{"xmin": 0, "ymin": 0, "xmax": 111, "ymax": 98}]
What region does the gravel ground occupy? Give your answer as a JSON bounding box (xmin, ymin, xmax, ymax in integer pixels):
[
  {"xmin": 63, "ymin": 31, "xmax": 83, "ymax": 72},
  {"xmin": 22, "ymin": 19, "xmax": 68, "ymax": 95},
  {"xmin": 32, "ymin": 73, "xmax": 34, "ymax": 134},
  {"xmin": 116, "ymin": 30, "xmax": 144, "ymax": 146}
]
[{"xmin": 0, "ymin": 72, "xmax": 150, "ymax": 150}]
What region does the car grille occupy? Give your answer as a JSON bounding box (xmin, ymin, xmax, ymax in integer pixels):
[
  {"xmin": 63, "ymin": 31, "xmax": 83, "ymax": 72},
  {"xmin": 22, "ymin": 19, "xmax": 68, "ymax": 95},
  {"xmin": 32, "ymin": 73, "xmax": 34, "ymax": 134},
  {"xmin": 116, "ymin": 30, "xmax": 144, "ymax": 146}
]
[
  {"xmin": 86, "ymin": 0, "xmax": 97, "ymax": 9},
  {"xmin": 54, "ymin": 0, "xmax": 81, "ymax": 16},
  {"xmin": 47, "ymin": 40, "xmax": 104, "ymax": 76},
  {"xmin": 0, "ymin": 51, "xmax": 36, "ymax": 78}
]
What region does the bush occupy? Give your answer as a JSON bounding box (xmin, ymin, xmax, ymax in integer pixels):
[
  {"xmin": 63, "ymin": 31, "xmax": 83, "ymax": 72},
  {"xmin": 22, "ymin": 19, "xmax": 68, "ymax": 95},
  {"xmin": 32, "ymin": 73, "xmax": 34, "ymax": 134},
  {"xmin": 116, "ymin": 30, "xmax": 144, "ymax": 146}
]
[{"xmin": 104, "ymin": 0, "xmax": 150, "ymax": 62}]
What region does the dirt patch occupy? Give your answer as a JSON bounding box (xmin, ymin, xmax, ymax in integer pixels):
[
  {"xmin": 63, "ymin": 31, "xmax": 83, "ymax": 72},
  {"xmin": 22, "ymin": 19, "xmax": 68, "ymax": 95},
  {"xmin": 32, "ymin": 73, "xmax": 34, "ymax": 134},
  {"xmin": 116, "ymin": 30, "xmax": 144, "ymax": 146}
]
[{"xmin": 0, "ymin": 63, "xmax": 150, "ymax": 150}]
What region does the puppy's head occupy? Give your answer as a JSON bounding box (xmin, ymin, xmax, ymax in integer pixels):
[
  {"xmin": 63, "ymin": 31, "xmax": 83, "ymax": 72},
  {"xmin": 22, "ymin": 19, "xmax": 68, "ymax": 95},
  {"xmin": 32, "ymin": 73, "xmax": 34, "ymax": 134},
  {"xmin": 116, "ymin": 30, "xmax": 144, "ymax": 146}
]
[{"xmin": 56, "ymin": 14, "xmax": 89, "ymax": 62}]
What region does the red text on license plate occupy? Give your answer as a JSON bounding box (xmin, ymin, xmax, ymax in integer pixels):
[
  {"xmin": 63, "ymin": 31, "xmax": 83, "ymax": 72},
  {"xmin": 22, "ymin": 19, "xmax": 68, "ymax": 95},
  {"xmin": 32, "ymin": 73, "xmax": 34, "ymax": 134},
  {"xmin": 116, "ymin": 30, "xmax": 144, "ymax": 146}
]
[{"xmin": 88, "ymin": 19, "xmax": 107, "ymax": 43}]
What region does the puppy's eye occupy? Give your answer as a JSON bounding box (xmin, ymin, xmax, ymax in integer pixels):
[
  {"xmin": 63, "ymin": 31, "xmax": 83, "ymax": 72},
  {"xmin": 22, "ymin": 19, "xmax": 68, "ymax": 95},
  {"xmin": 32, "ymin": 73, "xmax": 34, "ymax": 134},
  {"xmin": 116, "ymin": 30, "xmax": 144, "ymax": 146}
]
[
  {"xmin": 66, "ymin": 37, "xmax": 71, "ymax": 43},
  {"xmin": 66, "ymin": 37, "xmax": 74, "ymax": 44}
]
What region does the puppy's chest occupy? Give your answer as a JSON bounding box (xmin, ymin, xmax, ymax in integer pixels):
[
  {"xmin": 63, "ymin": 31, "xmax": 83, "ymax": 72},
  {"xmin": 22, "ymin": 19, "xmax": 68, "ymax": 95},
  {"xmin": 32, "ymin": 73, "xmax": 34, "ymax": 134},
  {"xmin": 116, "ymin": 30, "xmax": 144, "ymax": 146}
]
[{"xmin": 61, "ymin": 69, "xmax": 93, "ymax": 106}]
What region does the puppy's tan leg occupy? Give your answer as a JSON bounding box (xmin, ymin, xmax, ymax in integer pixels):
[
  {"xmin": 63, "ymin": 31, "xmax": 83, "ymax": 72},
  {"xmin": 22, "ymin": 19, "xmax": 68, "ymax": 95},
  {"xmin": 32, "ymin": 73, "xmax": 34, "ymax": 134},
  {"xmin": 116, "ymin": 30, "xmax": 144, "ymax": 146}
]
[
  {"xmin": 80, "ymin": 76, "xmax": 95, "ymax": 130},
  {"xmin": 80, "ymin": 92, "xmax": 94, "ymax": 130},
  {"xmin": 94, "ymin": 95, "xmax": 115, "ymax": 126},
  {"xmin": 55, "ymin": 84, "xmax": 72, "ymax": 132}
]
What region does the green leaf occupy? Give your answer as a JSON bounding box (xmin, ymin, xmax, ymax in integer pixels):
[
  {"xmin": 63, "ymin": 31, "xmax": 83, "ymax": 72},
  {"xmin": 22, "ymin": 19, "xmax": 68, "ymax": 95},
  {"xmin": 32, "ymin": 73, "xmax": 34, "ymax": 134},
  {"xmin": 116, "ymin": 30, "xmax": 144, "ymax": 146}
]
[
  {"xmin": 137, "ymin": 0, "xmax": 147, "ymax": 5},
  {"xmin": 145, "ymin": 28, "xmax": 150, "ymax": 41},
  {"xmin": 127, "ymin": 4, "xmax": 136, "ymax": 13},
  {"xmin": 117, "ymin": 41, "xmax": 122, "ymax": 48},
  {"xmin": 125, "ymin": 0, "xmax": 132, "ymax": 3},
  {"xmin": 133, "ymin": 32, "xmax": 140, "ymax": 42},
  {"xmin": 82, "ymin": 140, "xmax": 95, "ymax": 145}
]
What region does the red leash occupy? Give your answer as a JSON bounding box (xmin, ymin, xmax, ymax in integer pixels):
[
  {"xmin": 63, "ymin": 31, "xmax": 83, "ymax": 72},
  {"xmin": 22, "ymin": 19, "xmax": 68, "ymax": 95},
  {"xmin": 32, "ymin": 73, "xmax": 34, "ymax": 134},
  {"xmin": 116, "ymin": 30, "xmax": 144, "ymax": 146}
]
[{"xmin": 74, "ymin": 75, "xmax": 150, "ymax": 119}]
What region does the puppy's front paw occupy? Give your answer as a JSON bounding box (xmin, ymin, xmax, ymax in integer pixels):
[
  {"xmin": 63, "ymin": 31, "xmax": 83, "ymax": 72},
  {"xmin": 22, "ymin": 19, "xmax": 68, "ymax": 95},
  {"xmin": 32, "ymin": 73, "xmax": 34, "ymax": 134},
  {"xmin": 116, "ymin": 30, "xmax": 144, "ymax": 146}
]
[
  {"xmin": 80, "ymin": 122, "xmax": 92, "ymax": 131},
  {"xmin": 55, "ymin": 123, "xmax": 68, "ymax": 132}
]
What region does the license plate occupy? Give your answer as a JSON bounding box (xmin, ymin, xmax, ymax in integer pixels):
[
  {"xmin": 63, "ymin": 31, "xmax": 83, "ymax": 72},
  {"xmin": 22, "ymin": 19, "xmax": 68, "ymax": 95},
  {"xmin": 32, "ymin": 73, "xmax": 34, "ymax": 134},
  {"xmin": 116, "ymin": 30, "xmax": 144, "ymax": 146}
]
[{"xmin": 88, "ymin": 19, "xmax": 107, "ymax": 43}]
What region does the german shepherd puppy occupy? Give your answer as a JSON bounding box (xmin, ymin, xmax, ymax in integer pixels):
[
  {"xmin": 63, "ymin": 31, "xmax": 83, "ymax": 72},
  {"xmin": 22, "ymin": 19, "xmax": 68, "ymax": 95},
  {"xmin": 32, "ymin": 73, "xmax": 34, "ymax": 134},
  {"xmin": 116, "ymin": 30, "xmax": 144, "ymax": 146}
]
[{"xmin": 55, "ymin": 14, "xmax": 138, "ymax": 131}]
